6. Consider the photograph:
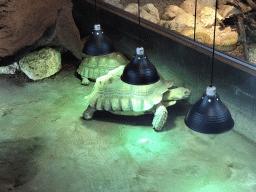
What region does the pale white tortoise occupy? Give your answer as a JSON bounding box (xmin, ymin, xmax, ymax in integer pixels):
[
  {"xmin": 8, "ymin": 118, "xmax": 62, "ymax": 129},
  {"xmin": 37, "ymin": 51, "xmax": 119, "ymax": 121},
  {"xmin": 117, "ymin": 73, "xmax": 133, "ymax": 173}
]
[
  {"xmin": 82, "ymin": 65, "xmax": 191, "ymax": 130},
  {"xmin": 77, "ymin": 52, "xmax": 129, "ymax": 85}
]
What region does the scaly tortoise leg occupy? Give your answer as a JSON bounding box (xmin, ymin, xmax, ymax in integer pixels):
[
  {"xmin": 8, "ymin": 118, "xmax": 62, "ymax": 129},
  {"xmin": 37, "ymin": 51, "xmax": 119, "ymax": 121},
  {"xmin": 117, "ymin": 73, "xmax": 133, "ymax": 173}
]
[
  {"xmin": 83, "ymin": 105, "xmax": 97, "ymax": 120},
  {"xmin": 152, "ymin": 104, "xmax": 168, "ymax": 130},
  {"xmin": 81, "ymin": 76, "xmax": 90, "ymax": 85}
]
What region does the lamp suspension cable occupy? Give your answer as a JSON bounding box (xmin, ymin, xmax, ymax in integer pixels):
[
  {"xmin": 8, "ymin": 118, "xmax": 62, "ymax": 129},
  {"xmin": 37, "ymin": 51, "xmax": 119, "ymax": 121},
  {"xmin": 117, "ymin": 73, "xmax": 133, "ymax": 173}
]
[
  {"xmin": 211, "ymin": 0, "xmax": 218, "ymax": 87},
  {"xmin": 138, "ymin": 0, "xmax": 141, "ymax": 47},
  {"xmin": 95, "ymin": 0, "xmax": 98, "ymax": 23},
  {"xmin": 194, "ymin": 0, "xmax": 198, "ymax": 41}
]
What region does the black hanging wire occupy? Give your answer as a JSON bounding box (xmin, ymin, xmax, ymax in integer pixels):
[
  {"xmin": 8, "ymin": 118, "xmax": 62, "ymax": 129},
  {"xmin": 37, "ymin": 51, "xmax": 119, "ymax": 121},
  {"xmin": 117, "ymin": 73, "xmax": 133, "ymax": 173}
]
[
  {"xmin": 194, "ymin": 0, "xmax": 197, "ymax": 41},
  {"xmin": 211, "ymin": 0, "xmax": 218, "ymax": 87},
  {"xmin": 194, "ymin": 0, "xmax": 217, "ymax": 86},
  {"xmin": 95, "ymin": 0, "xmax": 98, "ymax": 23},
  {"xmin": 138, "ymin": 0, "xmax": 141, "ymax": 47}
]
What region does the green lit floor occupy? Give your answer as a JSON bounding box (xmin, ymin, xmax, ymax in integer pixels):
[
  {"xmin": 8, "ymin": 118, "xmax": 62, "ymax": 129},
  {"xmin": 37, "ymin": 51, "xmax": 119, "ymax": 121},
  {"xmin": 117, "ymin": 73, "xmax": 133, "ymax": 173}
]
[{"xmin": 0, "ymin": 55, "xmax": 256, "ymax": 192}]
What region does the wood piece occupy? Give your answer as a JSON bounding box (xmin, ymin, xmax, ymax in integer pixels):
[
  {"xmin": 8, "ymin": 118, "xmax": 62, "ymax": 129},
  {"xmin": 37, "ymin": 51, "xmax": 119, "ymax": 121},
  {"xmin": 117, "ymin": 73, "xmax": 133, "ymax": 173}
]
[{"xmin": 237, "ymin": 15, "xmax": 249, "ymax": 61}]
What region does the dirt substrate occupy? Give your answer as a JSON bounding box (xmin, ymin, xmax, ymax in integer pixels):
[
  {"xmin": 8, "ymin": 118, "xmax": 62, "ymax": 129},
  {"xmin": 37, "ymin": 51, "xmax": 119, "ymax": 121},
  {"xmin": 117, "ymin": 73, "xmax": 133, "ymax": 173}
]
[{"xmin": 0, "ymin": 51, "xmax": 256, "ymax": 192}]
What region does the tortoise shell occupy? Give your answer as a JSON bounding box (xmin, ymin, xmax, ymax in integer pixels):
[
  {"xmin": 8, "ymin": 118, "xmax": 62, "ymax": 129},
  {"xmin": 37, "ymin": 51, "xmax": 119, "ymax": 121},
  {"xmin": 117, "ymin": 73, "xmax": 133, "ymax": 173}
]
[
  {"xmin": 85, "ymin": 65, "xmax": 173, "ymax": 112},
  {"xmin": 77, "ymin": 52, "xmax": 128, "ymax": 80}
]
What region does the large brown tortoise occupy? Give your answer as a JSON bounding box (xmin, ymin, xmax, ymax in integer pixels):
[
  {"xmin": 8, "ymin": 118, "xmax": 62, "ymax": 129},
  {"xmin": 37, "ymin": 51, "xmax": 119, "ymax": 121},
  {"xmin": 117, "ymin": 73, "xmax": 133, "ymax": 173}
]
[{"xmin": 82, "ymin": 65, "xmax": 191, "ymax": 130}]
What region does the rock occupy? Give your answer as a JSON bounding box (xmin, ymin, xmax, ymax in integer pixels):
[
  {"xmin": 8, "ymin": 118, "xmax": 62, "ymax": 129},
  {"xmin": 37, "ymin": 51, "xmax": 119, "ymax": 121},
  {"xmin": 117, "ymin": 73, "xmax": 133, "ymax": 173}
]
[
  {"xmin": 218, "ymin": 4, "xmax": 240, "ymax": 18},
  {"xmin": 48, "ymin": 4, "xmax": 83, "ymax": 60},
  {"xmin": 141, "ymin": 10, "xmax": 159, "ymax": 24},
  {"xmin": 248, "ymin": 44, "xmax": 256, "ymax": 65},
  {"xmin": 161, "ymin": 5, "xmax": 187, "ymax": 20},
  {"xmin": 162, "ymin": 13, "xmax": 195, "ymax": 32},
  {"xmin": 180, "ymin": 0, "xmax": 202, "ymax": 15},
  {"xmin": 124, "ymin": 3, "xmax": 160, "ymax": 24},
  {"xmin": 199, "ymin": 0, "xmax": 216, "ymax": 8},
  {"xmin": 0, "ymin": 0, "xmax": 82, "ymax": 66},
  {"xmin": 124, "ymin": 3, "xmax": 139, "ymax": 15},
  {"xmin": 19, "ymin": 48, "xmax": 62, "ymax": 81},
  {"xmin": 180, "ymin": 28, "xmax": 211, "ymax": 44},
  {"xmin": 180, "ymin": 26, "xmax": 239, "ymax": 51},
  {"xmin": 0, "ymin": 62, "xmax": 19, "ymax": 75},
  {"xmin": 200, "ymin": 7, "xmax": 223, "ymax": 28},
  {"xmin": 103, "ymin": 0, "xmax": 123, "ymax": 9},
  {"xmin": 142, "ymin": 3, "xmax": 160, "ymax": 21},
  {"xmin": 206, "ymin": 26, "xmax": 239, "ymax": 50}
]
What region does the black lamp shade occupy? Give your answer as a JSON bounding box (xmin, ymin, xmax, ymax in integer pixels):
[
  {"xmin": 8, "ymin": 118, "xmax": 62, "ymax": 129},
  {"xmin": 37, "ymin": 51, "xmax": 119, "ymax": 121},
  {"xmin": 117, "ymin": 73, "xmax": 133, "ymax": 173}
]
[
  {"xmin": 185, "ymin": 93, "xmax": 234, "ymax": 134},
  {"xmin": 82, "ymin": 24, "xmax": 114, "ymax": 56},
  {"xmin": 121, "ymin": 48, "xmax": 160, "ymax": 85}
]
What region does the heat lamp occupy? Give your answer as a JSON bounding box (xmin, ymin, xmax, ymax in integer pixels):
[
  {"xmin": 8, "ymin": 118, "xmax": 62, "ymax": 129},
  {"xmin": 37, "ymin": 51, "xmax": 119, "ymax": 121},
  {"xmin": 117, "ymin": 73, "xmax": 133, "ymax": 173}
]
[
  {"xmin": 121, "ymin": 0, "xmax": 160, "ymax": 85},
  {"xmin": 184, "ymin": 0, "xmax": 234, "ymax": 134},
  {"xmin": 82, "ymin": 0, "xmax": 114, "ymax": 56}
]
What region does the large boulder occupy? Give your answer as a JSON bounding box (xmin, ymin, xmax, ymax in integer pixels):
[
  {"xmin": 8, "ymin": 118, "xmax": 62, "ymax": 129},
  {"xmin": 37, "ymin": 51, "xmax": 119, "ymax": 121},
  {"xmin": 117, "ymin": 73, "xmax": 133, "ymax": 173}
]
[
  {"xmin": 0, "ymin": 0, "xmax": 82, "ymax": 66},
  {"xmin": 161, "ymin": 12, "xmax": 195, "ymax": 33},
  {"xmin": 206, "ymin": 26, "xmax": 239, "ymax": 49},
  {"xmin": 161, "ymin": 5, "xmax": 187, "ymax": 20},
  {"xmin": 218, "ymin": 4, "xmax": 240, "ymax": 18},
  {"xmin": 140, "ymin": 10, "xmax": 159, "ymax": 24},
  {"xmin": 48, "ymin": 4, "xmax": 83, "ymax": 60},
  {"xmin": 198, "ymin": 0, "xmax": 216, "ymax": 8},
  {"xmin": 200, "ymin": 6, "xmax": 223, "ymax": 28},
  {"xmin": 180, "ymin": 0, "xmax": 202, "ymax": 15},
  {"xmin": 142, "ymin": 3, "xmax": 160, "ymax": 22},
  {"xmin": 19, "ymin": 48, "xmax": 62, "ymax": 81},
  {"xmin": 124, "ymin": 3, "xmax": 160, "ymax": 24},
  {"xmin": 124, "ymin": 3, "xmax": 138, "ymax": 15},
  {"xmin": 180, "ymin": 26, "xmax": 239, "ymax": 51}
]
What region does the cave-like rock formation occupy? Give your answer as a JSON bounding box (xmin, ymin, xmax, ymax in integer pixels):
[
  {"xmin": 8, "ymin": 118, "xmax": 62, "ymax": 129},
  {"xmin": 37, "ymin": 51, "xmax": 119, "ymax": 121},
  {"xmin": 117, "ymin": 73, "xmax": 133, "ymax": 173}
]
[{"xmin": 0, "ymin": 0, "xmax": 82, "ymax": 66}]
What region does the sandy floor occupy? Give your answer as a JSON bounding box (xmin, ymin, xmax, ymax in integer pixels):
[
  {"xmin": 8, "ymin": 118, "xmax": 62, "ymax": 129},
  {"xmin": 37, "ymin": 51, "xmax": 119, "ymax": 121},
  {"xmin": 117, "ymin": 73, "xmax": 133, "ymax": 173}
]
[{"xmin": 0, "ymin": 53, "xmax": 256, "ymax": 192}]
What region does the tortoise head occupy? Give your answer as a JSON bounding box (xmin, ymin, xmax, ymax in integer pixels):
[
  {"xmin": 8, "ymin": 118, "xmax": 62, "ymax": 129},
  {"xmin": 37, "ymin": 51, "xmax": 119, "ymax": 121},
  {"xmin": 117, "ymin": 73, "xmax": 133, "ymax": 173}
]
[{"xmin": 163, "ymin": 87, "xmax": 191, "ymax": 102}]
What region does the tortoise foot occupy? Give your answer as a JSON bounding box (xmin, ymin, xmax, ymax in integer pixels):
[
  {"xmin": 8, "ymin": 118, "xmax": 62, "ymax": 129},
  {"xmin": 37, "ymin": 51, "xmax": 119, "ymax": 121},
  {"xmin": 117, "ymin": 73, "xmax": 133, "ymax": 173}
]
[
  {"xmin": 152, "ymin": 104, "xmax": 168, "ymax": 130},
  {"xmin": 81, "ymin": 78, "xmax": 90, "ymax": 85},
  {"xmin": 82, "ymin": 105, "xmax": 96, "ymax": 120}
]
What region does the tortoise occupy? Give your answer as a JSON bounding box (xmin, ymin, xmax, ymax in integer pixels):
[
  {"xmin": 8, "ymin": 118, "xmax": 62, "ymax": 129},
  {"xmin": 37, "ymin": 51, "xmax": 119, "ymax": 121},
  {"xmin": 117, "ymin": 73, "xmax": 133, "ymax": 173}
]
[
  {"xmin": 82, "ymin": 65, "xmax": 191, "ymax": 130},
  {"xmin": 77, "ymin": 52, "xmax": 129, "ymax": 85}
]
